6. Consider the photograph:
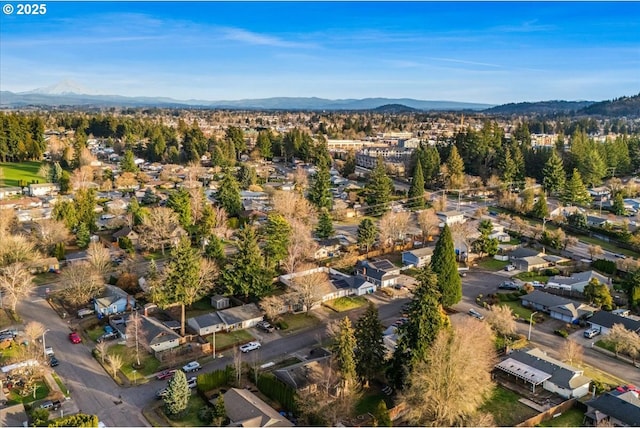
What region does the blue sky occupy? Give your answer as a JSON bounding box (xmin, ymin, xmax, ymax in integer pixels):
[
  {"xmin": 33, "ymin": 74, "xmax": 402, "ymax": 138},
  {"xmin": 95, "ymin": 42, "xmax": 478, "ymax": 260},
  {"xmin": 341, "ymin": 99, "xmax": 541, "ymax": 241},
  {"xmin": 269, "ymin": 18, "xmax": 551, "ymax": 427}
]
[{"xmin": 1, "ymin": 2, "xmax": 638, "ymax": 104}]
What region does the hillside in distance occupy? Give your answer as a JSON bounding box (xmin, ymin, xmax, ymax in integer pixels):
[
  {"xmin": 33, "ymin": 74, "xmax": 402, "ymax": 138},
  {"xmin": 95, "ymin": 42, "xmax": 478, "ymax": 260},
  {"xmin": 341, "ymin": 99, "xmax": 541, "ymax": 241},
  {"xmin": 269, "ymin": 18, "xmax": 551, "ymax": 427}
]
[
  {"xmin": 483, "ymin": 100, "xmax": 595, "ymax": 115},
  {"xmin": 579, "ymin": 94, "xmax": 640, "ymax": 117}
]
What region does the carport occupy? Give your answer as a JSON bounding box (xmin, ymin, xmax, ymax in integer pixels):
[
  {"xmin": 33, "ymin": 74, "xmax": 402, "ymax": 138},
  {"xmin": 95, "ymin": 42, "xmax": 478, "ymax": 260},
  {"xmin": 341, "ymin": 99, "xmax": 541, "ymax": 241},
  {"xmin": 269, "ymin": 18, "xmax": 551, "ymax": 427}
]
[{"xmin": 495, "ymin": 358, "xmax": 551, "ymax": 393}]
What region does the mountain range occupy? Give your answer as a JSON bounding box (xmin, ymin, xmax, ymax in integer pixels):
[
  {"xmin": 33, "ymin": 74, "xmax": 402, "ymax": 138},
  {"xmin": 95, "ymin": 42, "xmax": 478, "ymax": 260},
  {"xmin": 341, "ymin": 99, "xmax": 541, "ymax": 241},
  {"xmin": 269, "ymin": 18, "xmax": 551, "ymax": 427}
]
[{"xmin": 0, "ymin": 81, "xmax": 638, "ymax": 116}]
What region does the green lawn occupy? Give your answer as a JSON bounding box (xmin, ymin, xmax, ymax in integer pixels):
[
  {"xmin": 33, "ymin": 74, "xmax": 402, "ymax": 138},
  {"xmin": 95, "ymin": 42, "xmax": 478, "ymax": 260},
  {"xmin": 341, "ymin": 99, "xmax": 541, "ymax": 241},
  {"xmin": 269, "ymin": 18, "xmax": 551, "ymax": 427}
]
[
  {"xmin": 52, "ymin": 372, "xmax": 70, "ymax": 397},
  {"xmin": 107, "ymin": 344, "xmax": 161, "ymax": 382},
  {"xmin": 185, "ymin": 299, "xmax": 216, "ymax": 319},
  {"xmin": 538, "ymin": 407, "xmax": 585, "ymax": 427},
  {"xmin": 513, "ymin": 272, "xmax": 550, "ymax": 284},
  {"xmin": 206, "ymin": 329, "xmax": 254, "ymax": 350},
  {"xmin": 162, "ymin": 394, "xmax": 209, "ymax": 427},
  {"xmin": 278, "ymin": 313, "xmax": 322, "ymax": 335},
  {"xmin": 576, "ymin": 361, "xmax": 627, "ymax": 387},
  {"xmin": 7, "ymin": 380, "xmax": 50, "ymax": 404},
  {"xmin": 477, "ymin": 258, "xmax": 509, "ymax": 271},
  {"xmin": 86, "ymin": 325, "xmax": 105, "ymax": 342},
  {"xmin": 0, "ymin": 161, "xmax": 43, "ymax": 187},
  {"xmin": 578, "ymin": 235, "xmax": 640, "ymax": 258},
  {"xmin": 499, "ymin": 300, "xmax": 535, "ymax": 321},
  {"xmin": 323, "ymin": 296, "xmax": 368, "ymax": 312},
  {"xmin": 355, "ymin": 391, "xmax": 391, "ymax": 416},
  {"xmin": 479, "ymin": 385, "xmax": 538, "ymax": 427}
]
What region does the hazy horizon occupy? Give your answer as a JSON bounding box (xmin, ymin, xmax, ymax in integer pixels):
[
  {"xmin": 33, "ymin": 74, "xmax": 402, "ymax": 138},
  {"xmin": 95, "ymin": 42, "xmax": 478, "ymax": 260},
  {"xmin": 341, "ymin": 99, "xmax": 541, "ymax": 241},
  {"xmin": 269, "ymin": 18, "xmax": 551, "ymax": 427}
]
[{"xmin": 1, "ymin": 2, "xmax": 638, "ymax": 104}]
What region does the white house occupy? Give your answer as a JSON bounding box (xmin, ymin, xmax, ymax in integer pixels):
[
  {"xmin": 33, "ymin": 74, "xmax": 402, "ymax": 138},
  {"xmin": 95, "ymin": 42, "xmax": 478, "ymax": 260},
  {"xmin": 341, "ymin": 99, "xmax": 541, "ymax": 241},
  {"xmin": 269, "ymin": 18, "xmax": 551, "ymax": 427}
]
[
  {"xmin": 547, "ymin": 270, "xmax": 610, "ymax": 293},
  {"xmin": 402, "ymin": 247, "xmax": 434, "ymax": 268},
  {"xmin": 28, "ymin": 183, "xmax": 60, "ymax": 197},
  {"xmin": 436, "ymin": 210, "xmax": 465, "ymax": 227},
  {"xmin": 187, "ymin": 304, "xmax": 264, "ymax": 336},
  {"xmin": 495, "ymin": 348, "xmax": 591, "ymax": 399}
]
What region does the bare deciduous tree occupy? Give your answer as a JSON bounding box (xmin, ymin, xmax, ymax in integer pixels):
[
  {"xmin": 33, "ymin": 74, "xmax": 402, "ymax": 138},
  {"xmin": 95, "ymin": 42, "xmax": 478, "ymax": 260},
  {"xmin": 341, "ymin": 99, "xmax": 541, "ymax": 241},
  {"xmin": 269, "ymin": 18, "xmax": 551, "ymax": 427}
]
[
  {"xmin": 561, "ymin": 339, "xmax": 584, "ymax": 365},
  {"xmin": 450, "ymin": 221, "xmax": 478, "ymax": 262},
  {"xmin": 108, "ymin": 353, "xmax": 124, "ymax": 378},
  {"xmin": 293, "ymin": 167, "xmax": 309, "ymax": 193},
  {"xmin": 290, "ymin": 267, "xmax": 327, "ymax": 314},
  {"xmin": 138, "ymin": 207, "xmax": 183, "ymax": 255},
  {"xmin": 32, "ymin": 219, "xmax": 71, "ymax": 255},
  {"xmin": 212, "ymin": 206, "xmax": 231, "ymax": 239},
  {"xmin": 60, "ymin": 261, "xmax": 104, "ymax": 306},
  {"xmin": 87, "ymin": 242, "xmax": 112, "ymax": 279},
  {"xmin": 588, "ymin": 244, "xmax": 604, "ymax": 260},
  {"xmin": 0, "ymin": 234, "xmax": 40, "ymax": 267},
  {"xmin": 259, "ymin": 295, "xmax": 285, "ymax": 322},
  {"xmin": 71, "ymin": 165, "xmax": 95, "ymax": 190},
  {"xmin": 182, "ymin": 258, "xmax": 218, "ymax": 306},
  {"xmin": 114, "ymin": 172, "xmax": 138, "ymax": 189},
  {"xmin": 126, "ymin": 311, "xmax": 148, "ymax": 367},
  {"xmin": 417, "ymin": 208, "xmax": 440, "ymax": 244},
  {"xmin": 486, "ymin": 305, "xmax": 517, "ymax": 338},
  {"xmin": 24, "ymin": 321, "xmax": 46, "ymax": 344},
  {"xmin": 402, "ymin": 318, "xmax": 496, "ymax": 427},
  {"xmin": 0, "ymin": 263, "xmax": 34, "ymax": 311},
  {"xmin": 272, "ymin": 191, "xmax": 315, "ymax": 224},
  {"xmin": 378, "ymin": 211, "xmax": 410, "ymax": 252},
  {"xmin": 95, "ymin": 340, "xmax": 107, "ymax": 364},
  {"xmin": 282, "ymin": 219, "xmax": 316, "ymax": 274}
]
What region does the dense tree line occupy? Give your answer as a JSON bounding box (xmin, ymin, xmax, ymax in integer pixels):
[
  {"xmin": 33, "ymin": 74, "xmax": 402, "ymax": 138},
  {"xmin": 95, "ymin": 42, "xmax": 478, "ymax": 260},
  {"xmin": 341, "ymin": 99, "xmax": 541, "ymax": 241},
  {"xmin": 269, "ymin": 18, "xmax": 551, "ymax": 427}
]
[{"xmin": 0, "ymin": 113, "xmax": 46, "ymax": 162}]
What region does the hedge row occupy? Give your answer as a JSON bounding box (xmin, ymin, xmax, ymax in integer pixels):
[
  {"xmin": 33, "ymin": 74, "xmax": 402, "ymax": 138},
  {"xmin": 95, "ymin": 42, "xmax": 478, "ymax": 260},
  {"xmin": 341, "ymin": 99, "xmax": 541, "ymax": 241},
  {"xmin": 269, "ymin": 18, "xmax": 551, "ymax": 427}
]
[
  {"xmin": 47, "ymin": 414, "xmax": 99, "ymax": 427},
  {"xmin": 257, "ymin": 373, "xmax": 297, "ymax": 412},
  {"xmin": 197, "ymin": 366, "xmax": 234, "ymax": 393}
]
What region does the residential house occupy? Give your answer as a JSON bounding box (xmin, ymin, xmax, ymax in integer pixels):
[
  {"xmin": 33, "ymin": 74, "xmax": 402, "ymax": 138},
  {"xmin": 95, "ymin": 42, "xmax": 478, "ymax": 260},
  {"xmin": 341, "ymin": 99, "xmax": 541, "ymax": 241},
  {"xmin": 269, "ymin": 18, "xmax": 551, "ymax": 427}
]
[
  {"xmin": 220, "ymin": 388, "xmax": 293, "ymax": 427},
  {"xmin": 279, "ymin": 267, "xmax": 376, "ymax": 305},
  {"xmin": 355, "ymin": 259, "xmax": 401, "ymax": 288},
  {"xmin": 436, "ymin": 210, "xmax": 466, "ymax": 227},
  {"xmin": 587, "ymin": 311, "xmax": 640, "ymax": 336},
  {"xmin": 0, "ymin": 186, "xmax": 23, "ymax": 200},
  {"xmin": 512, "ymin": 255, "xmax": 550, "ymax": 272},
  {"xmin": 584, "ymin": 385, "xmax": 640, "ymax": 427},
  {"xmin": 27, "ymin": 183, "xmax": 59, "ymax": 197},
  {"xmin": 520, "ymin": 290, "xmax": 596, "ymax": 323},
  {"xmin": 314, "ymin": 238, "xmax": 342, "ymax": 260},
  {"xmin": 402, "ymin": 247, "xmax": 434, "ymax": 268},
  {"xmin": 548, "ymin": 205, "xmax": 584, "ymax": 220},
  {"xmin": 141, "ymin": 316, "xmax": 181, "ymax": 353},
  {"xmin": 187, "ymin": 304, "xmax": 264, "ymax": 336},
  {"xmin": 586, "ymin": 215, "xmax": 609, "ymax": 228},
  {"xmin": 507, "ymin": 247, "xmax": 542, "ymax": 261},
  {"xmin": 495, "ymin": 348, "xmax": 591, "ymax": 399},
  {"xmin": 0, "ymin": 403, "xmax": 28, "ymax": 427},
  {"xmin": 94, "ymin": 285, "xmax": 136, "ymax": 316},
  {"xmin": 547, "ymin": 270, "xmax": 611, "ymax": 293},
  {"xmin": 112, "ymin": 226, "xmax": 140, "ymax": 246},
  {"xmin": 588, "ymin": 186, "xmax": 611, "ymax": 202},
  {"xmin": 273, "ymin": 355, "xmax": 332, "ymax": 393},
  {"xmin": 210, "ymin": 295, "xmax": 230, "ymax": 310}
]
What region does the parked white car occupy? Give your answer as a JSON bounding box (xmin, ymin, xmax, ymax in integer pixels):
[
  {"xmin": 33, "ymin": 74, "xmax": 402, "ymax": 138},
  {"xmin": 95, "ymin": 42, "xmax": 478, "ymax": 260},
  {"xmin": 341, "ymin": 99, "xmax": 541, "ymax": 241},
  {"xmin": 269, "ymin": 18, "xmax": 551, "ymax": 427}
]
[
  {"xmin": 182, "ymin": 361, "xmax": 201, "ymax": 373},
  {"xmin": 239, "ymin": 342, "xmax": 261, "ymax": 353}
]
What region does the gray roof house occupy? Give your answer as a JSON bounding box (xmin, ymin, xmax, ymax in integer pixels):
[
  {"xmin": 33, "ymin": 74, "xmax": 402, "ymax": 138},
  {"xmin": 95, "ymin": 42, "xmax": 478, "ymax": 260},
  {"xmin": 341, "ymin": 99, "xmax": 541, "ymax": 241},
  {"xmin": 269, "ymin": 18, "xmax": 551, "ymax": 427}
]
[
  {"xmin": 495, "ymin": 348, "xmax": 591, "ymax": 399},
  {"xmin": 585, "ymin": 385, "xmax": 640, "ymax": 427},
  {"xmin": 547, "ymin": 270, "xmax": 610, "ymax": 293},
  {"xmin": 520, "ymin": 290, "xmax": 597, "ymax": 323},
  {"xmin": 141, "ymin": 316, "xmax": 181, "ymax": 353},
  {"xmin": 507, "ymin": 247, "xmax": 541, "ymax": 260},
  {"xmin": 187, "ymin": 304, "xmax": 264, "ymax": 336},
  {"xmin": 402, "ymin": 247, "xmax": 434, "ymax": 268},
  {"xmin": 588, "ymin": 311, "xmax": 640, "ymax": 336},
  {"xmin": 95, "ymin": 285, "xmax": 136, "ymax": 316},
  {"xmin": 355, "ymin": 259, "xmax": 401, "ymax": 287},
  {"xmin": 273, "ymin": 356, "xmax": 332, "ymax": 393},
  {"xmin": 221, "ymin": 388, "xmax": 293, "ymax": 427},
  {"xmin": 512, "ymin": 255, "xmax": 550, "ymax": 272}
]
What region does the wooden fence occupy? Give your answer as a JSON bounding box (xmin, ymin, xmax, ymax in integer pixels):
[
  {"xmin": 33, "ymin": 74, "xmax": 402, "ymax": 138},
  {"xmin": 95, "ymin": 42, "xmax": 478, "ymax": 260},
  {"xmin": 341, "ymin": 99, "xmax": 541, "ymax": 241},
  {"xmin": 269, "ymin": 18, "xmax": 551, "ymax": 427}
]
[{"xmin": 516, "ymin": 398, "xmax": 580, "ymax": 427}]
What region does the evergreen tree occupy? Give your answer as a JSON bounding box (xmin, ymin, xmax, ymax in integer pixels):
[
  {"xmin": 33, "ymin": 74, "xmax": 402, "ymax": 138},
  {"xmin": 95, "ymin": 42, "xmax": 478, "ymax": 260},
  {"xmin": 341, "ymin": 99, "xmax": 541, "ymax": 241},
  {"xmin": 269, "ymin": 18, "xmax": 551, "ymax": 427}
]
[
  {"xmin": 212, "ymin": 392, "xmax": 228, "ymax": 427},
  {"xmin": 315, "ymin": 209, "xmax": 334, "ymax": 239},
  {"xmin": 120, "ymin": 149, "xmax": 138, "ymax": 173},
  {"xmin": 164, "ymin": 370, "xmax": 190, "ymax": 417},
  {"xmin": 472, "ymin": 219, "xmax": 499, "ymax": 257},
  {"xmin": 402, "ymin": 266, "xmax": 448, "ymax": 364},
  {"xmin": 220, "ymin": 227, "xmax": 273, "ymax": 300},
  {"xmin": 263, "ymin": 213, "xmax": 291, "ymax": 267},
  {"xmin": 204, "ymin": 235, "xmax": 226, "ymax": 264},
  {"xmin": 407, "ymin": 160, "xmax": 425, "ymax": 209},
  {"xmin": 581, "ymin": 148, "xmax": 607, "ymax": 187},
  {"xmin": 365, "ymin": 157, "xmax": 394, "ymax": 216},
  {"xmin": 76, "ymin": 222, "xmax": 90, "ymax": 249},
  {"xmin": 499, "ymin": 148, "xmax": 517, "ymax": 185},
  {"xmin": 354, "ymin": 303, "xmax": 385, "ymax": 386},
  {"xmin": 154, "ymin": 237, "xmax": 202, "ymax": 336},
  {"xmin": 256, "ymin": 130, "xmax": 273, "ymax": 159},
  {"xmin": 331, "ymin": 316, "xmax": 358, "ymax": 390},
  {"xmin": 217, "ymin": 168, "xmax": 243, "ymax": 217},
  {"xmin": 422, "ymin": 146, "xmax": 441, "ymax": 184},
  {"xmin": 308, "ymin": 158, "xmax": 332, "ymax": 210},
  {"xmin": 446, "ymin": 145, "xmax": 465, "ymax": 189},
  {"xmin": 531, "ymin": 193, "xmax": 550, "ymax": 219},
  {"xmin": 562, "ymin": 169, "xmax": 592, "ymax": 206},
  {"xmin": 128, "ymin": 197, "xmax": 148, "ymax": 226},
  {"xmin": 512, "ymin": 146, "xmax": 526, "ymax": 183},
  {"xmin": 612, "ymin": 192, "xmax": 626, "ymax": 216},
  {"xmin": 373, "ymin": 400, "xmax": 392, "ymax": 427},
  {"xmin": 74, "ymin": 188, "xmax": 98, "ymax": 232},
  {"xmin": 584, "ymin": 278, "xmax": 613, "ymax": 310},
  {"xmin": 542, "ymin": 150, "xmax": 566, "ymax": 195},
  {"xmin": 167, "ymin": 188, "xmax": 192, "ymax": 229},
  {"xmin": 341, "ymin": 150, "xmax": 356, "ymax": 177},
  {"xmin": 357, "ymin": 218, "xmax": 377, "ymax": 257},
  {"xmin": 430, "ymin": 224, "xmax": 462, "ymax": 307}
]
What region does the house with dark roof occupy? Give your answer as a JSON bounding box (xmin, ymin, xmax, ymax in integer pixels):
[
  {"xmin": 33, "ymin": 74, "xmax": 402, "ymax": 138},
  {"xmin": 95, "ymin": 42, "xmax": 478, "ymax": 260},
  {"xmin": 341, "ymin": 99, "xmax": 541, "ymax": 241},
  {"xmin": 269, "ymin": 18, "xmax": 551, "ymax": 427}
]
[
  {"xmin": 586, "ymin": 215, "xmax": 610, "ymax": 228},
  {"xmin": 520, "ymin": 290, "xmax": 597, "ymax": 323},
  {"xmin": 588, "ymin": 311, "xmax": 640, "ymax": 336},
  {"xmin": 112, "ymin": 226, "xmax": 140, "ymax": 246},
  {"xmin": 402, "ymin": 247, "xmax": 434, "ymax": 268},
  {"xmin": 94, "ymin": 285, "xmax": 136, "ymax": 316},
  {"xmin": 141, "ymin": 316, "xmax": 181, "ymax": 353},
  {"xmin": 495, "ymin": 348, "xmax": 591, "ymax": 399},
  {"xmin": 507, "ymin": 247, "xmax": 541, "ymax": 260},
  {"xmin": 355, "ymin": 259, "xmax": 401, "ymax": 288},
  {"xmin": 547, "ymin": 270, "xmax": 611, "ymax": 293},
  {"xmin": 0, "ymin": 403, "xmax": 28, "ymax": 427},
  {"xmin": 279, "ymin": 266, "xmax": 376, "ymax": 304},
  {"xmin": 273, "ymin": 356, "xmax": 333, "ymax": 393},
  {"xmin": 513, "ymin": 255, "xmax": 550, "ymax": 272},
  {"xmin": 186, "ymin": 304, "xmax": 264, "ymax": 336},
  {"xmin": 585, "ymin": 385, "xmax": 640, "ymax": 426},
  {"xmin": 220, "ymin": 388, "xmax": 293, "ymax": 427}
]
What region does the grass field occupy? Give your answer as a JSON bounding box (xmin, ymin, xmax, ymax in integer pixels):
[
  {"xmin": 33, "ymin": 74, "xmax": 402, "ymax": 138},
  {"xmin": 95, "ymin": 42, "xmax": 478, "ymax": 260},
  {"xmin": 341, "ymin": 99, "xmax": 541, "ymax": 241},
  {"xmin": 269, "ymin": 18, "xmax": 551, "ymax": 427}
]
[
  {"xmin": 538, "ymin": 407, "xmax": 585, "ymax": 427},
  {"xmin": 278, "ymin": 312, "xmax": 322, "ymax": 335},
  {"xmin": 0, "ymin": 161, "xmax": 43, "ymax": 187},
  {"xmin": 479, "ymin": 385, "xmax": 538, "ymax": 426},
  {"xmin": 324, "ymin": 296, "xmax": 368, "ymax": 312},
  {"xmin": 499, "ymin": 300, "xmax": 535, "ymax": 321},
  {"xmin": 477, "ymin": 258, "xmax": 509, "ymax": 271},
  {"xmin": 108, "ymin": 344, "xmax": 161, "ymax": 382},
  {"xmin": 206, "ymin": 329, "xmax": 254, "ymax": 350}
]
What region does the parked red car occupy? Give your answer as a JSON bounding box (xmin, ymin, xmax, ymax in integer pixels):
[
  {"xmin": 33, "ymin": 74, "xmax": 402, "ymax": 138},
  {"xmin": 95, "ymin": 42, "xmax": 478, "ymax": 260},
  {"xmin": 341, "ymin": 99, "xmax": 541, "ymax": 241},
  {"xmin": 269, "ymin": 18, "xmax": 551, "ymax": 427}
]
[
  {"xmin": 69, "ymin": 332, "xmax": 82, "ymax": 344},
  {"xmin": 156, "ymin": 369, "xmax": 176, "ymax": 381}
]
